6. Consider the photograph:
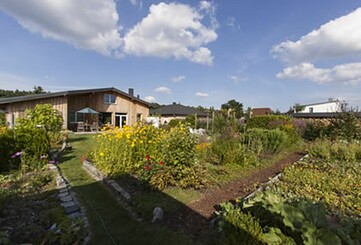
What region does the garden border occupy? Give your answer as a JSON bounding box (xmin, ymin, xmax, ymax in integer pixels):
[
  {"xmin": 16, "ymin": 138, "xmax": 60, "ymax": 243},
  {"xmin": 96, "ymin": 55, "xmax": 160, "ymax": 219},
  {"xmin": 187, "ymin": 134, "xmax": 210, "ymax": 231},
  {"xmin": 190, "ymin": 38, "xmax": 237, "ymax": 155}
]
[{"xmin": 81, "ymin": 159, "xmax": 142, "ymax": 222}]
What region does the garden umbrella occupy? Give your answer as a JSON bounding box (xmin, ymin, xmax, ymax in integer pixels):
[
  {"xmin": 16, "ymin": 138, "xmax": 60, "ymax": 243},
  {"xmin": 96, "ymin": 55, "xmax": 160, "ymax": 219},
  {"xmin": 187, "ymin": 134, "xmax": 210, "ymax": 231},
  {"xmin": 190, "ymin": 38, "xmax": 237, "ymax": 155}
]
[
  {"xmin": 76, "ymin": 107, "xmax": 99, "ymax": 114},
  {"xmin": 75, "ymin": 107, "xmax": 100, "ymax": 123}
]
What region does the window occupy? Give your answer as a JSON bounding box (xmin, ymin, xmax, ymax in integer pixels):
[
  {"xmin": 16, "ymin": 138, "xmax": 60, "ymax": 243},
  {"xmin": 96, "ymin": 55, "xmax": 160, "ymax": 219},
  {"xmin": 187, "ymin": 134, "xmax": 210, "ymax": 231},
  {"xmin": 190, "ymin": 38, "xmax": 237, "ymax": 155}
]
[
  {"xmin": 100, "ymin": 112, "xmax": 112, "ymax": 125},
  {"xmin": 104, "ymin": 94, "xmax": 116, "ymax": 104},
  {"xmin": 137, "ymin": 113, "xmax": 142, "ymax": 122},
  {"xmin": 69, "ymin": 111, "xmax": 84, "ymax": 122},
  {"xmin": 309, "ymin": 107, "xmax": 314, "ymax": 113}
]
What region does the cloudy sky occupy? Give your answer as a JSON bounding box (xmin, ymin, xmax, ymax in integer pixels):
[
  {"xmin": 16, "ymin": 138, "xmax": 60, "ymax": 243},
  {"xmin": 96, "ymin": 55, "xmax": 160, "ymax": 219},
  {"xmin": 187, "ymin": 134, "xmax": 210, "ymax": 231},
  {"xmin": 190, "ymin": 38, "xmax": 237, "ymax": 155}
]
[{"xmin": 0, "ymin": 0, "xmax": 360, "ymax": 111}]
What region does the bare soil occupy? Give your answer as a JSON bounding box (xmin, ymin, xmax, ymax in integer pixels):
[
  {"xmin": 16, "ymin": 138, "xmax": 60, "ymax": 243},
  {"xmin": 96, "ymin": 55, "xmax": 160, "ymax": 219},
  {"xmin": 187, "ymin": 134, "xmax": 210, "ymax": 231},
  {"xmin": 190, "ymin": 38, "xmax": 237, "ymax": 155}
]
[{"xmin": 166, "ymin": 151, "xmax": 305, "ymax": 237}]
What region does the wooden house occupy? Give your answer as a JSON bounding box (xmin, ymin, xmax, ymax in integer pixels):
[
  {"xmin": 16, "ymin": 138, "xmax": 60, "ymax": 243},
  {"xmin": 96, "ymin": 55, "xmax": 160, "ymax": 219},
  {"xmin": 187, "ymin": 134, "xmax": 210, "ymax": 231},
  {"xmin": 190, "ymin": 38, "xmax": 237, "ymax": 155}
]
[{"xmin": 0, "ymin": 87, "xmax": 149, "ymax": 131}]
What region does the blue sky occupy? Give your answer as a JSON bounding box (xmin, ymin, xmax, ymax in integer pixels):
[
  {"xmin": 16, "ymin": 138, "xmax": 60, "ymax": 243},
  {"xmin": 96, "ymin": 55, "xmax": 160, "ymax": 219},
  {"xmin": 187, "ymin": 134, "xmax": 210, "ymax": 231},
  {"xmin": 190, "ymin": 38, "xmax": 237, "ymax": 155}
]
[{"xmin": 0, "ymin": 0, "xmax": 360, "ymax": 111}]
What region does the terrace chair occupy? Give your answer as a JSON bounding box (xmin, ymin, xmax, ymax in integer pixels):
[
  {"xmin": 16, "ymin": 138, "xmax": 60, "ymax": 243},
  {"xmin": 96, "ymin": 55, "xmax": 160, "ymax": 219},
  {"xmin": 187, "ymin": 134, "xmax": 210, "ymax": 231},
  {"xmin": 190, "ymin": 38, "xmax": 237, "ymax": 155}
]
[
  {"xmin": 90, "ymin": 122, "xmax": 99, "ymax": 132},
  {"xmin": 77, "ymin": 122, "xmax": 85, "ymax": 132}
]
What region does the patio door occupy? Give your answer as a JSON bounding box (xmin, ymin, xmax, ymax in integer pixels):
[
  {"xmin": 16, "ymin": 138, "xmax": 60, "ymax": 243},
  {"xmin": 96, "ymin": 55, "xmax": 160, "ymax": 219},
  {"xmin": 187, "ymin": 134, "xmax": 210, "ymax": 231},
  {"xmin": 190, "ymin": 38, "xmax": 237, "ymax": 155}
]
[{"xmin": 115, "ymin": 113, "xmax": 127, "ymax": 127}]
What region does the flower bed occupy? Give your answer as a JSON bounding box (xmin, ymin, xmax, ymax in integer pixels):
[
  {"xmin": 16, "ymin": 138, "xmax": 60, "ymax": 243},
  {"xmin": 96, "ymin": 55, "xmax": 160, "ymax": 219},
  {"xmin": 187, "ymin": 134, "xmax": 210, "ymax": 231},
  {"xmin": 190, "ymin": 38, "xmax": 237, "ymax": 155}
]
[{"xmin": 91, "ymin": 123, "xmax": 206, "ymax": 189}]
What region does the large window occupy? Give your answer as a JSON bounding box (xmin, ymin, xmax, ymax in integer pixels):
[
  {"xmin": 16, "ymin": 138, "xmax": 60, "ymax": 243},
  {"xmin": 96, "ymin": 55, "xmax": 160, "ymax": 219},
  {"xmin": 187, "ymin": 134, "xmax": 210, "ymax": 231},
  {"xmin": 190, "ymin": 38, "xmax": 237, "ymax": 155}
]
[
  {"xmin": 69, "ymin": 111, "xmax": 84, "ymax": 122},
  {"xmin": 104, "ymin": 94, "xmax": 116, "ymax": 104},
  {"xmin": 100, "ymin": 112, "xmax": 112, "ymax": 125}
]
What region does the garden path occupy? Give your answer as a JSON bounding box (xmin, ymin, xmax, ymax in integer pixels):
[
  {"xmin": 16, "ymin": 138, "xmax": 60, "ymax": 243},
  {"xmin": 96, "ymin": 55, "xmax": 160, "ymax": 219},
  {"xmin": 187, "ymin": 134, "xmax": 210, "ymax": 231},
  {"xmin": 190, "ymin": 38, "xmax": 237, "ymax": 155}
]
[{"xmin": 167, "ymin": 152, "xmax": 305, "ymax": 237}]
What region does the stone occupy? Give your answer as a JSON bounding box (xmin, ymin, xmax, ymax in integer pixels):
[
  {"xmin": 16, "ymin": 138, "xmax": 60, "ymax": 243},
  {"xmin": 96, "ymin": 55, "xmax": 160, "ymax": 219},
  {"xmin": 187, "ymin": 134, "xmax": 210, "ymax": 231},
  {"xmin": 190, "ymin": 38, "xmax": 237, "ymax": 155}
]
[
  {"xmin": 59, "ymin": 194, "xmax": 73, "ymax": 203},
  {"xmin": 67, "ymin": 212, "xmax": 83, "ymax": 219},
  {"xmin": 152, "ymin": 207, "xmax": 164, "ymax": 223},
  {"xmin": 64, "ymin": 204, "xmax": 80, "ymax": 214}
]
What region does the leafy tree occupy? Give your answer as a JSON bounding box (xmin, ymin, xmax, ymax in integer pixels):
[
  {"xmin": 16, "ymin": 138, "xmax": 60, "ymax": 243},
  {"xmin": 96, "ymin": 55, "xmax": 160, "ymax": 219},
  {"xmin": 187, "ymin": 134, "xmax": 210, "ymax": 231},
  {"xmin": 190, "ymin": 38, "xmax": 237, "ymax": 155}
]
[
  {"xmin": 16, "ymin": 104, "xmax": 63, "ymax": 133},
  {"xmin": 221, "ymin": 99, "xmax": 244, "ymax": 119},
  {"xmin": 293, "ymin": 103, "xmax": 305, "ymax": 113},
  {"xmin": 33, "ymin": 85, "xmax": 45, "ymax": 94}
]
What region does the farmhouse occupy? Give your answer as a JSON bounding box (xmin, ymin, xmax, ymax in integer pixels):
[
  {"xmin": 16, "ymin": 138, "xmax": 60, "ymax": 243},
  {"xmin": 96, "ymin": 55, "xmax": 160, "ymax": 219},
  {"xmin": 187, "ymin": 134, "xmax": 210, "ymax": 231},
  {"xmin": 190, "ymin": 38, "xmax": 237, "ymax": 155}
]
[
  {"xmin": 0, "ymin": 87, "xmax": 149, "ymax": 131},
  {"xmin": 150, "ymin": 102, "xmax": 209, "ymax": 125}
]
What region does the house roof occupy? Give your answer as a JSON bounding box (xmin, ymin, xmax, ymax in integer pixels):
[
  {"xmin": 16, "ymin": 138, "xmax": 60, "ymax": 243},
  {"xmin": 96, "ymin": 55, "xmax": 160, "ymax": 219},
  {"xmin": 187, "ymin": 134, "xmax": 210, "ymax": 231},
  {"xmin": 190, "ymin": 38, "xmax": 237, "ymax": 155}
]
[
  {"xmin": 150, "ymin": 103, "xmax": 209, "ymax": 117},
  {"xmin": 291, "ymin": 112, "xmax": 339, "ymax": 118},
  {"xmin": 0, "ymin": 87, "xmax": 149, "ymax": 106},
  {"xmin": 292, "ymin": 112, "xmax": 361, "ymax": 118},
  {"xmin": 301, "ymin": 100, "xmax": 341, "ymax": 107}
]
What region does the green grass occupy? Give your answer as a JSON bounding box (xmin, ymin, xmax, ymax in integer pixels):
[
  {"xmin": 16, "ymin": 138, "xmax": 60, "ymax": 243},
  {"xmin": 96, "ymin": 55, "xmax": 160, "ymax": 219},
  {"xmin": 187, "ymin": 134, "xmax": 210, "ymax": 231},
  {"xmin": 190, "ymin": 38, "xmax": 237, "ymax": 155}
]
[{"xmin": 60, "ymin": 133, "xmax": 195, "ymax": 245}]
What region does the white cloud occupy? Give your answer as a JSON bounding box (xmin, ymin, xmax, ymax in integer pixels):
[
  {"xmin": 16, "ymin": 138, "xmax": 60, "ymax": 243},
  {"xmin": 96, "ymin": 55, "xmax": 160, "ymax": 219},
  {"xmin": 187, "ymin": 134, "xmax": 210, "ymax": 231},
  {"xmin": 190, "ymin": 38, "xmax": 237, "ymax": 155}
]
[
  {"xmin": 195, "ymin": 92, "xmax": 209, "ymax": 97},
  {"xmin": 276, "ymin": 62, "xmax": 361, "ymax": 85},
  {"xmin": 154, "ymin": 86, "xmax": 171, "ymax": 94},
  {"xmin": 273, "ymin": 7, "xmax": 361, "ymax": 85},
  {"xmin": 225, "ymin": 16, "xmax": 240, "ymax": 30},
  {"xmin": 228, "ymin": 75, "xmax": 248, "ymax": 84},
  {"xmin": 199, "ymin": 1, "xmax": 218, "ymax": 30},
  {"xmin": 172, "ymin": 75, "xmax": 186, "ymax": 82},
  {"xmin": 130, "ymin": 0, "xmax": 143, "ymax": 9},
  {"xmin": 272, "ymin": 8, "xmax": 361, "ymax": 64},
  {"xmin": 0, "ymin": 0, "xmax": 123, "ymax": 56},
  {"xmin": 123, "ymin": 2, "xmax": 218, "ymax": 65},
  {"xmin": 144, "ymin": 96, "xmax": 156, "ymax": 103}
]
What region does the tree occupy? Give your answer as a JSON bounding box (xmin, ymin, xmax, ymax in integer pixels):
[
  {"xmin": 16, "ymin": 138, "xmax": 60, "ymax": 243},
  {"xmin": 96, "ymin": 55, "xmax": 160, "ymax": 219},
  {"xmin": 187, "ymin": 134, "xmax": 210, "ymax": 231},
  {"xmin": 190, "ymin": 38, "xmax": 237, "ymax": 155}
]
[
  {"xmin": 293, "ymin": 103, "xmax": 305, "ymax": 113},
  {"xmin": 221, "ymin": 99, "xmax": 244, "ymax": 119},
  {"xmin": 33, "ymin": 85, "xmax": 45, "ymax": 94},
  {"xmin": 16, "ymin": 104, "xmax": 63, "ymax": 133}
]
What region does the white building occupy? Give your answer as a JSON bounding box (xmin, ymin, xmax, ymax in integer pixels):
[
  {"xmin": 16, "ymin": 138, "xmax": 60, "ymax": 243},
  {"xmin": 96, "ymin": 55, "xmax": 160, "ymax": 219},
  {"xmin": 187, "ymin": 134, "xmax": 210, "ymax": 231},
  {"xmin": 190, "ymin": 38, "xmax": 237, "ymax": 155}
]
[{"xmin": 298, "ymin": 98, "xmax": 344, "ymax": 113}]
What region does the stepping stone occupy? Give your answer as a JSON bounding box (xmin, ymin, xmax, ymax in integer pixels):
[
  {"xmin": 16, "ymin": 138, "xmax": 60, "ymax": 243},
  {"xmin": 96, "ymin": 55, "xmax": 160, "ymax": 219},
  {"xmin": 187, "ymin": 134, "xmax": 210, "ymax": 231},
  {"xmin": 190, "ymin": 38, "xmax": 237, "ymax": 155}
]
[
  {"xmin": 58, "ymin": 187, "xmax": 69, "ymax": 194},
  {"xmin": 67, "ymin": 212, "xmax": 83, "ymax": 219},
  {"xmin": 59, "ymin": 194, "xmax": 73, "ymax": 202},
  {"xmin": 61, "ymin": 201, "xmax": 80, "ymax": 214}
]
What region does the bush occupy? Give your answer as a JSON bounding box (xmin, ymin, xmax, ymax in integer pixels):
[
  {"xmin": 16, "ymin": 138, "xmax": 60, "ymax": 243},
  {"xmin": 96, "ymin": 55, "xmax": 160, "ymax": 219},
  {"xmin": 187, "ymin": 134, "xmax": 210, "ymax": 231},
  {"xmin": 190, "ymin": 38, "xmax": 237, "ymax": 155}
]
[
  {"xmin": 306, "ymin": 138, "xmax": 332, "ymax": 161},
  {"xmin": 219, "ymin": 202, "xmax": 264, "ymax": 244},
  {"xmin": 307, "ymin": 138, "xmax": 361, "ymax": 162},
  {"xmin": 244, "ymin": 128, "xmax": 290, "ymax": 153},
  {"xmin": 0, "ymin": 127, "xmax": 18, "ymax": 172},
  {"xmin": 247, "ymin": 115, "xmax": 303, "ymax": 144},
  {"xmin": 92, "ymin": 123, "xmax": 206, "ymax": 189},
  {"xmin": 210, "ymin": 137, "xmax": 243, "ymax": 165}
]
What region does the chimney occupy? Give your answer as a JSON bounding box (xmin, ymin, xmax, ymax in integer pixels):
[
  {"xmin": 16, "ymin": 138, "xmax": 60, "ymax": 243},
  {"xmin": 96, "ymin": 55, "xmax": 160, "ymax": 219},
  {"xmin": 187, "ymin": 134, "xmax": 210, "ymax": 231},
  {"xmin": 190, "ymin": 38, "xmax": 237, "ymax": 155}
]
[{"xmin": 128, "ymin": 88, "xmax": 134, "ymax": 97}]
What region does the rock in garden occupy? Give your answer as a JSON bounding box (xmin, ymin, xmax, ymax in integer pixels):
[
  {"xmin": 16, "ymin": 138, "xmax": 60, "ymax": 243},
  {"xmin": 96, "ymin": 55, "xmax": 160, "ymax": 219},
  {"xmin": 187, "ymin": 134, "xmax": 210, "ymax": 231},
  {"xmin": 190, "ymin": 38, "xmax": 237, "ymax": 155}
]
[{"xmin": 152, "ymin": 207, "xmax": 164, "ymax": 223}]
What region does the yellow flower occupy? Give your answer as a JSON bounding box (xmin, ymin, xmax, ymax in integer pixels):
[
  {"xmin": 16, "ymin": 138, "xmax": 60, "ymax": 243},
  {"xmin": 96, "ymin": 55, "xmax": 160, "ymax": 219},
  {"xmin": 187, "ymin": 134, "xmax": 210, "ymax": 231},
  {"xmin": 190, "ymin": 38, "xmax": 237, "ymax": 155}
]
[{"xmin": 99, "ymin": 152, "xmax": 105, "ymax": 157}]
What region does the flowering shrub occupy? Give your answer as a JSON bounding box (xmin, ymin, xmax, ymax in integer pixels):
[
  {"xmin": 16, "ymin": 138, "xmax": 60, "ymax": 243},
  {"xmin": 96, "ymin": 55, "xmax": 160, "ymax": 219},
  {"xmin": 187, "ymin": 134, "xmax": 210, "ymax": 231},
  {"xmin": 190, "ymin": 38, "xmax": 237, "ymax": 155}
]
[{"xmin": 92, "ymin": 123, "xmax": 205, "ymax": 189}]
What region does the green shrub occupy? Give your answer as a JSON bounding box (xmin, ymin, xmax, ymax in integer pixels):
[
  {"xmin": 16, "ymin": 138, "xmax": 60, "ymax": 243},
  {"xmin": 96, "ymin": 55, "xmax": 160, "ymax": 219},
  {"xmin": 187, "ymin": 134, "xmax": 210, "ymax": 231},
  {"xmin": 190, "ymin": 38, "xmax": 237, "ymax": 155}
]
[
  {"xmin": 247, "ymin": 115, "xmax": 302, "ymax": 144},
  {"xmin": 168, "ymin": 119, "xmax": 185, "ymax": 128},
  {"xmin": 0, "ymin": 127, "xmax": 18, "ymax": 172},
  {"xmin": 329, "ymin": 110, "xmax": 361, "ymax": 141},
  {"xmin": 303, "ymin": 120, "xmax": 332, "ymax": 141},
  {"xmin": 306, "ymin": 138, "xmax": 332, "ymax": 161},
  {"xmin": 307, "ymin": 138, "xmax": 361, "ymax": 162},
  {"xmin": 219, "ymin": 202, "xmax": 264, "ymax": 245},
  {"xmin": 245, "ymin": 128, "xmax": 289, "ymax": 153}
]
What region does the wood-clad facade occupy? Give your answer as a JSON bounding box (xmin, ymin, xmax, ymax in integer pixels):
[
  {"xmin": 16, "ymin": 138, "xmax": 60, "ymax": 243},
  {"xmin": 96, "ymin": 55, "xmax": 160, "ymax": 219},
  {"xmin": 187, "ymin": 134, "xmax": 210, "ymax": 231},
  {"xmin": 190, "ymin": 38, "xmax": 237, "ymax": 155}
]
[{"xmin": 0, "ymin": 88, "xmax": 149, "ymax": 131}]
